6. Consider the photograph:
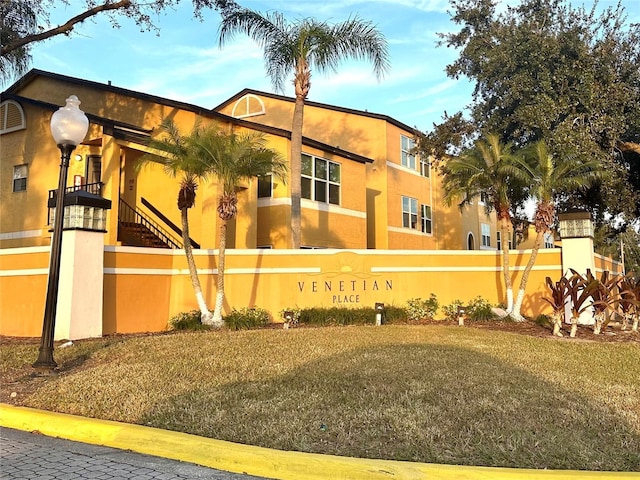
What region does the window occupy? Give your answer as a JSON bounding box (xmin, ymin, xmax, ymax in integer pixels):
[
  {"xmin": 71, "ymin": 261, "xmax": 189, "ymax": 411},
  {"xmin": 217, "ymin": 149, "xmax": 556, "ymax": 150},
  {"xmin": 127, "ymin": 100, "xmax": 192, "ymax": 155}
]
[
  {"xmin": 257, "ymin": 174, "xmax": 272, "ymax": 198},
  {"xmin": 481, "ymin": 223, "xmax": 491, "ymax": 247},
  {"xmin": 420, "ymin": 157, "xmax": 430, "ymax": 177},
  {"xmin": 496, "ymin": 231, "xmax": 501, "ymax": 250},
  {"xmin": 230, "ymin": 94, "xmax": 266, "ymax": 118},
  {"xmin": 1, "ymin": 100, "xmax": 26, "ymax": 134},
  {"xmin": 479, "ymin": 192, "xmax": 489, "ymax": 205},
  {"xmin": 421, "ymin": 204, "xmax": 432, "ymax": 234},
  {"xmin": 301, "ymin": 153, "xmax": 340, "ymax": 205},
  {"xmin": 402, "ymin": 196, "xmax": 418, "ymax": 229},
  {"xmin": 401, "ymin": 135, "xmax": 416, "ymax": 170},
  {"xmin": 544, "ymin": 232, "xmax": 555, "ymax": 248},
  {"xmin": 13, "ymin": 164, "xmax": 27, "ymax": 192}
]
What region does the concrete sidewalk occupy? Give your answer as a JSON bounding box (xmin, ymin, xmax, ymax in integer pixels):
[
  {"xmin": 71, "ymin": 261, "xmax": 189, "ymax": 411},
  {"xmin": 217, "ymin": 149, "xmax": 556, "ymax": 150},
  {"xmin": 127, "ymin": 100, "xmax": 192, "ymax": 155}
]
[
  {"xmin": 0, "ymin": 427, "xmax": 268, "ymax": 479},
  {"xmin": 1, "ymin": 404, "xmax": 638, "ymax": 480}
]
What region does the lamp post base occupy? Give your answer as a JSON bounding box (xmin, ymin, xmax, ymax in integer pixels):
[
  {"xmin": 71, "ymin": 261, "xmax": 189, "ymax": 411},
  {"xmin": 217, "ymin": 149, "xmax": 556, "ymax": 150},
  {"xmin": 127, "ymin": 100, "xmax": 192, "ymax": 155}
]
[{"xmin": 33, "ymin": 347, "xmax": 58, "ymax": 372}]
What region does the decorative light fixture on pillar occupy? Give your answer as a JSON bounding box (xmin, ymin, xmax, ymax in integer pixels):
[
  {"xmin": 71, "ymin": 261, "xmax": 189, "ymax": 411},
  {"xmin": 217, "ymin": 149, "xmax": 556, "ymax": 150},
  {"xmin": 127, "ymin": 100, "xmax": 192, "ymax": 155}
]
[
  {"xmin": 558, "ymin": 209, "xmax": 596, "ymax": 331},
  {"xmin": 558, "ymin": 210, "xmax": 594, "ymax": 239},
  {"xmin": 33, "ymin": 96, "xmax": 89, "ymax": 372}
]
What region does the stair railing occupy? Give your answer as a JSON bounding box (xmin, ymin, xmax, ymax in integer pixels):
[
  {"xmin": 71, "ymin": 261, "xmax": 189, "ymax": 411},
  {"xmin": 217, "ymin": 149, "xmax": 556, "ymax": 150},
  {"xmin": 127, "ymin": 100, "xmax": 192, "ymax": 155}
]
[
  {"xmin": 141, "ymin": 197, "xmax": 200, "ymax": 249},
  {"xmin": 118, "ymin": 199, "xmax": 183, "ymax": 249}
]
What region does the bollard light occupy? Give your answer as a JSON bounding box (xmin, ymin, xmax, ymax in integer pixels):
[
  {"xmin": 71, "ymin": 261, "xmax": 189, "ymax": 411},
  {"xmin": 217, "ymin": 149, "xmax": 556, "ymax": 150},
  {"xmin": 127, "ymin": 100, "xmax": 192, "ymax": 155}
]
[{"xmin": 375, "ymin": 302, "xmax": 385, "ymax": 326}]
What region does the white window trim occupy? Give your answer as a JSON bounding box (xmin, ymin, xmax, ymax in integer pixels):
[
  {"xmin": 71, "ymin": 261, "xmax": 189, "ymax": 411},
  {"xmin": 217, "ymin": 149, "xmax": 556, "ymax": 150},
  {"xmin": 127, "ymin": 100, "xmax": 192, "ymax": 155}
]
[
  {"xmin": 257, "ymin": 197, "xmax": 366, "ymax": 219},
  {"xmin": 231, "ymin": 94, "xmax": 266, "ymax": 119},
  {"xmin": 257, "ymin": 174, "xmax": 273, "ymax": 198},
  {"xmin": 400, "ymin": 135, "xmax": 416, "ymax": 170},
  {"xmin": 544, "ymin": 232, "xmax": 555, "ymax": 248},
  {"xmin": 401, "ymin": 196, "xmax": 418, "ymax": 230},
  {"xmin": 420, "ymin": 157, "xmax": 430, "ymax": 178},
  {"xmin": 1, "ymin": 100, "xmax": 26, "ymax": 134},
  {"xmin": 421, "ymin": 204, "xmax": 432, "ymax": 235},
  {"xmin": 480, "ymin": 223, "xmax": 492, "ymax": 249},
  {"xmin": 387, "ymin": 161, "xmax": 423, "ymax": 177},
  {"xmin": 13, "ymin": 164, "xmax": 28, "ymax": 192},
  {"xmin": 301, "ymin": 153, "xmax": 341, "ymax": 206}
]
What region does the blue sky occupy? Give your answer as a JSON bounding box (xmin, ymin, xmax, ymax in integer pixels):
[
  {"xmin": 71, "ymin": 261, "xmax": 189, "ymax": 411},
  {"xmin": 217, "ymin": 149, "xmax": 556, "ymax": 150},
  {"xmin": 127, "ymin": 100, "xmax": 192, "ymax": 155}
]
[{"xmin": 16, "ymin": 0, "xmax": 639, "ymax": 133}]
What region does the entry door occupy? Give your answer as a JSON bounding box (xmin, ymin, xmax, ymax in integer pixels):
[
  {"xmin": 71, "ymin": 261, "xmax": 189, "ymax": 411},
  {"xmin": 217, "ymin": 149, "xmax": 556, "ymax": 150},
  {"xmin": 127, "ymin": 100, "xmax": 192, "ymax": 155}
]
[{"xmin": 86, "ymin": 155, "xmax": 102, "ymax": 184}]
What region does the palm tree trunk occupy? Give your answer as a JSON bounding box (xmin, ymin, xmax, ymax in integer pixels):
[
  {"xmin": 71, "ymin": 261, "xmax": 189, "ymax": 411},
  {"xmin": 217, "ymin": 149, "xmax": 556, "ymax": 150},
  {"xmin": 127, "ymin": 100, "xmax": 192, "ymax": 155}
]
[
  {"xmin": 212, "ymin": 218, "xmax": 227, "ymax": 327},
  {"xmin": 181, "ymin": 208, "xmax": 213, "ymax": 325},
  {"xmin": 290, "ymin": 95, "xmax": 305, "ymax": 249},
  {"xmin": 512, "ymin": 231, "xmax": 545, "ymax": 322},
  {"xmin": 500, "ymin": 217, "xmax": 514, "ymax": 314}
]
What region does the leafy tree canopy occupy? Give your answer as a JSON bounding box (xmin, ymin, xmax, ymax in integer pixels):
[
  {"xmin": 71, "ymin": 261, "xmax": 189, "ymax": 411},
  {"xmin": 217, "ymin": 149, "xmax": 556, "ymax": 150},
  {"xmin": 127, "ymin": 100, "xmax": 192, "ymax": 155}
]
[
  {"xmin": 417, "ymin": 0, "xmax": 640, "ymax": 227},
  {"xmin": 0, "ymin": 0, "xmax": 234, "ymax": 84}
]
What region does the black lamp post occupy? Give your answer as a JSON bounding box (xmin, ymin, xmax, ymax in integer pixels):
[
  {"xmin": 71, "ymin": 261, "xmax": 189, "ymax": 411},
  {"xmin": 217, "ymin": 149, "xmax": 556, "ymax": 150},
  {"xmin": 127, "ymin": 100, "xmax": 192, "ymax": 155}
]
[{"xmin": 33, "ymin": 96, "xmax": 89, "ymax": 371}]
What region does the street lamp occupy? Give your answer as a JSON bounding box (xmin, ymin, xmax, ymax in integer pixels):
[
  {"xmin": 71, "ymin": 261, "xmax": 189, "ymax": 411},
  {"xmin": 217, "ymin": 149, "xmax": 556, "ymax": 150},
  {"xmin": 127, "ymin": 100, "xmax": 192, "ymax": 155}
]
[{"xmin": 33, "ymin": 96, "xmax": 89, "ymax": 371}]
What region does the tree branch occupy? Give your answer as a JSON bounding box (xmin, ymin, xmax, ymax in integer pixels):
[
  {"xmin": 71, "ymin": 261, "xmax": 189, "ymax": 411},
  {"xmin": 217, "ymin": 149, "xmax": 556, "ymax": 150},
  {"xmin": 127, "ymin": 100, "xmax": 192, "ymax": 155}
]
[
  {"xmin": 1, "ymin": 0, "xmax": 132, "ymax": 56},
  {"xmin": 619, "ymin": 141, "xmax": 640, "ymax": 155}
]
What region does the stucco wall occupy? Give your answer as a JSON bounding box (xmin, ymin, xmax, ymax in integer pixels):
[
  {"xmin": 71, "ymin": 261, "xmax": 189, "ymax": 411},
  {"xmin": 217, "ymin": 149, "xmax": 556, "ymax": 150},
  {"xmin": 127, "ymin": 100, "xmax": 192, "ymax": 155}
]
[{"xmin": 3, "ymin": 246, "xmax": 613, "ymax": 338}]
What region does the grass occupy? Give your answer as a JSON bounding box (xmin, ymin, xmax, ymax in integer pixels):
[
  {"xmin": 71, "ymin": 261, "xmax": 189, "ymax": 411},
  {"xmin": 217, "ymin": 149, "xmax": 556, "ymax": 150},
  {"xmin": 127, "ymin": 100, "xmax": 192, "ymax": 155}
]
[{"xmin": 1, "ymin": 325, "xmax": 639, "ymax": 471}]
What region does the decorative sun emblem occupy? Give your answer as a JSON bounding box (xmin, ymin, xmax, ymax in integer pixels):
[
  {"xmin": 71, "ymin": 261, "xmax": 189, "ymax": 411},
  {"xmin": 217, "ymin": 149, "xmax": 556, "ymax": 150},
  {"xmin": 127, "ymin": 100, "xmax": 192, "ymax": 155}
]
[{"xmin": 321, "ymin": 252, "xmax": 371, "ymax": 279}]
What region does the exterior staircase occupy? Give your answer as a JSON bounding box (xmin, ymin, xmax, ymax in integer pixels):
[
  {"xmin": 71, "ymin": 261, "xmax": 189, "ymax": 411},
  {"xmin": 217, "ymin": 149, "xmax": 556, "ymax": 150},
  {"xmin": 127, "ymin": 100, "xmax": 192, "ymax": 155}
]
[{"xmin": 118, "ymin": 199, "xmax": 182, "ymax": 249}]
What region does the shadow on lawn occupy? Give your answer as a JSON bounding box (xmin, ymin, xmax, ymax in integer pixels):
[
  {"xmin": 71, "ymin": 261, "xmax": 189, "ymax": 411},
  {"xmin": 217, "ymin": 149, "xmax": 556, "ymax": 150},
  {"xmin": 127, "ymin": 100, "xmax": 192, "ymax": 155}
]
[{"xmin": 141, "ymin": 343, "xmax": 640, "ymax": 472}]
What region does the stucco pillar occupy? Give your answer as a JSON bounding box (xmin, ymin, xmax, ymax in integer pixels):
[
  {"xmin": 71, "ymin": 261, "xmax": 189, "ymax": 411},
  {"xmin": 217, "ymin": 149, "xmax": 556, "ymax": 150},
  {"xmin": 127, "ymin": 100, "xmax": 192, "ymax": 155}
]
[
  {"xmin": 54, "ymin": 230, "xmax": 105, "ymax": 340},
  {"xmin": 53, "ymin": 191, "xmax": 111, "ymax": 340},
  {"xmin": 559, "ymin": 210, "xmax": 595, "ymax": 325}
]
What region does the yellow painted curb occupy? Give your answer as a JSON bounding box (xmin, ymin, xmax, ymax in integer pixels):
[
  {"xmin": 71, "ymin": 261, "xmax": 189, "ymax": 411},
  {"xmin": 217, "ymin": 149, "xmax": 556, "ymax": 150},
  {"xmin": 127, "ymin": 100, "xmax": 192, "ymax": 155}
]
[{"xmin": 1, "ymin": 404, "xmax": 637, "ymax": 480}]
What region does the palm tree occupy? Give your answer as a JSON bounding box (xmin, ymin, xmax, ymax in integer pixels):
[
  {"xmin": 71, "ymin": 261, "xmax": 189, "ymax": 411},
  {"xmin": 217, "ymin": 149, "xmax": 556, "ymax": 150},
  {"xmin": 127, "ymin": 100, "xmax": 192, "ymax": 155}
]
[
  {"xmin": 188, "ymin": 126, "xmax": 287, "ymax": 325},
  {"xmin": 218, "ymin": 8, "xmax": 389, "ymax": 248},
  {"xmin": 510, "ymin": 141, "xmax": 601, "ymax": 321},
  {"xmin": 138, "ymin": 119, "xmax": 214, "ymax": 325},
  {"xmin": 442, "ymin": 133, "xmax": 529, "ymax": 314}
]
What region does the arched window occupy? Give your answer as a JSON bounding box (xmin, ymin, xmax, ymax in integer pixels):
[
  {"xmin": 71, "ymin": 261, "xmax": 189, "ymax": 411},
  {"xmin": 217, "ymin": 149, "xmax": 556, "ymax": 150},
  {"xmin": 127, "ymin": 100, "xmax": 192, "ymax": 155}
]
[
  {"xmin": 231, "ymin": 94, "xmax": 266, "ymax": 119},
  {"xmin": 467, "ymin": 232, "xmax": 475, "ymax": 250},
  {"xmin": 0, "ymin": 100, "xmax": 26, "ymax": 134}
]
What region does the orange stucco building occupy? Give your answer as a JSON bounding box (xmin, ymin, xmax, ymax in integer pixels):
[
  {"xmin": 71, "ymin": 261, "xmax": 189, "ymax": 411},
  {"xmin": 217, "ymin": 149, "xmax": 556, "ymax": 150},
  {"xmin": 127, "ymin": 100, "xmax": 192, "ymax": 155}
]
[{"xmin": 3, "ymin": 69, "xmax": 605, "ymax": 338}]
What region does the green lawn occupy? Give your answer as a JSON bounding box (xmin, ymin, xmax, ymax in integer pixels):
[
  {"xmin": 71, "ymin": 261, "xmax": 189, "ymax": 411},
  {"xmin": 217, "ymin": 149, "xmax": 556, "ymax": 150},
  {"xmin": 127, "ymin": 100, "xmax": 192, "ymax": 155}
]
[{"xmin": 1, "ymin": 325, "xmax": 639, "ymax": 471}]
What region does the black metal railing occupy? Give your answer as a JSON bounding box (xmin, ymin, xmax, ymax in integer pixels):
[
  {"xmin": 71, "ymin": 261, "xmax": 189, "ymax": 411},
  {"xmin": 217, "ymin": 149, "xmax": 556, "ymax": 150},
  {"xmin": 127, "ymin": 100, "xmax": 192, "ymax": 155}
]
[
  {"xmin": 141, "ymin": 197, "xmax": 200, "ymax": 249},
  {"xmin": 48, "ymin": 182, "xmax": 103, "ymax": 202},
  {"xmin": 47, "ymin": 182, "xmax": 104, "ymax": 225},
  {"xmin": 118, "ymin": 199, "xmax": 183, "ymax": 249}
]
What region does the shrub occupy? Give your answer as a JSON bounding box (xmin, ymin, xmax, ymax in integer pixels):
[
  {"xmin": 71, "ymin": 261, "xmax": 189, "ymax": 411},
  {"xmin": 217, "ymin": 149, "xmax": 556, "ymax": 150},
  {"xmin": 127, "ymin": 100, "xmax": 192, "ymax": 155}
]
[
  {"xmin": 467, "ymin": 296, "xmax": 496, "ymax": 321},
  {"xmin": 298, "ymin": 306, "xmax": 376, "ymax": 326},
  {"xmin": 382, "ymin": 305, "xmax": 408, "ymax": 324},
  {"xmin": 442, "ymin": 300, "xmax": 465, "ymax": 321},
  {"xmin": 290, "ymin": 306, "xmax": 412, "ymax": 326},
  {"xmin": 170, "ymin": 310, "xmax": 209, "ymax": 331},
  {"xmin": 534, "ymin": 314, "xmax": 553, "ymax": 329},
  {"xmin": 442, "ymin": 297, "xmax": 497, "ymax": 322},
  {"xmin": 224, "ymin": 307, "xmax": 271, "ymax": 330},
  {"xmin": 405, "ymin": 294, "xmax": 439, "ymax": 321}
]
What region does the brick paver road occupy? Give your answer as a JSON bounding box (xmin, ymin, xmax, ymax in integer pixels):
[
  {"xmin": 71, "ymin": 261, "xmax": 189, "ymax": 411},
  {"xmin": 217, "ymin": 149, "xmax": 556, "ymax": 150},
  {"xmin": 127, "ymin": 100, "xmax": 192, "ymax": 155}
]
[{"xmin": 0, "ymin": 427, "xmax": 271, "ymax": 479}]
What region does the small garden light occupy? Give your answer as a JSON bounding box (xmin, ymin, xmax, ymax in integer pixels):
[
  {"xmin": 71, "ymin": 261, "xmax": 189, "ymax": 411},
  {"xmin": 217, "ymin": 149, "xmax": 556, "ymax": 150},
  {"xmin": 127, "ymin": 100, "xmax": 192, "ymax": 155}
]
[{"xmin": 375, "ymin": 302, "xmax": 385, "ymax": 326}]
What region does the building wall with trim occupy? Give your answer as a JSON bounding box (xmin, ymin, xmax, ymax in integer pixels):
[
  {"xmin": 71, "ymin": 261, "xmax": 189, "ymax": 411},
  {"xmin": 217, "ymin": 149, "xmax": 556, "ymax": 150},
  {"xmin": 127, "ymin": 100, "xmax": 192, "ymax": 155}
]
[{"xmin": 1, "ymin": 246, "xmax": 596, "ymax": 338}]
